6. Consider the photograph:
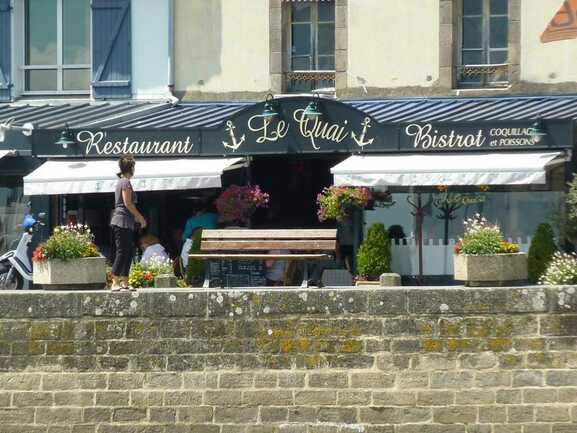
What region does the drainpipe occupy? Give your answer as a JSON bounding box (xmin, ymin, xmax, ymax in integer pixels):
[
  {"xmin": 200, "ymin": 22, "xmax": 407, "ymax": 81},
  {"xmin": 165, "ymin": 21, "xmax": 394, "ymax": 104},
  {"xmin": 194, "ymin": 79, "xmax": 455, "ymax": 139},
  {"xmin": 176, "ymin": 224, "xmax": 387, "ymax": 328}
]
[{"xmin": 167, "ymin": 0, "xmax": 178, "ymax": 103}]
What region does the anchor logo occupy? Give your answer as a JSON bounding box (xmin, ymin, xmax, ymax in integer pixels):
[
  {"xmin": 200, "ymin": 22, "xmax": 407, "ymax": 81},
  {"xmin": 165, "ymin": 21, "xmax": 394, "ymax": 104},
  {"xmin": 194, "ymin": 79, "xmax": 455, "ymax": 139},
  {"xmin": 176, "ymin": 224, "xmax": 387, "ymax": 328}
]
[
  {"xmin": 222, "ymin": 120, "xmax": 246, "ymax": 151},
  {"xmin": 351, "ymin": 117, "xmax": 375, "ymax": 148}
]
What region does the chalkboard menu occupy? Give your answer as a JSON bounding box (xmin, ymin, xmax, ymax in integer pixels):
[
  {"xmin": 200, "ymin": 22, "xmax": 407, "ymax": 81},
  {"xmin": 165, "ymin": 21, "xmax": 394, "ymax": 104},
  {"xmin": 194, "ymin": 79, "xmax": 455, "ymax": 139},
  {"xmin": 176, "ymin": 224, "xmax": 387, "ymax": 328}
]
[{"xmin": 207, "ymin": 260, "xmax": 267, "ymax": 288}]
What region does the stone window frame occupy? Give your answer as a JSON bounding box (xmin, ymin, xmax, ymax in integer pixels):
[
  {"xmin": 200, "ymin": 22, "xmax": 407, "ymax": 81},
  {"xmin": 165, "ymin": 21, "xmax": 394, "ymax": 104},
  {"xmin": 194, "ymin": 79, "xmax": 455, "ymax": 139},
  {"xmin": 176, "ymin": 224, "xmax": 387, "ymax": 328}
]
[
  {"xmin": 269, "ymin": 0, "xmax": 347, "ymax": 94},
  {"xmin": 439, "ymin": 0, "xmax": 520, "ymax": 91}
]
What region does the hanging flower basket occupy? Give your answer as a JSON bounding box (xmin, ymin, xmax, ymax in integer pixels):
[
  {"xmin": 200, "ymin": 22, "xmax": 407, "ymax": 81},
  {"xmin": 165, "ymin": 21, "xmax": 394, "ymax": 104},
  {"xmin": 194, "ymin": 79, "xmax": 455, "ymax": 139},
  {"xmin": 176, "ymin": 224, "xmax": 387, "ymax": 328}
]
[
  {"xmin": 317, "ymin": 186, "xmax": 372, "ymax": 223},
  {"xmin": 216, "ymin": 184, "xmax": 270, "ymax": 225}
]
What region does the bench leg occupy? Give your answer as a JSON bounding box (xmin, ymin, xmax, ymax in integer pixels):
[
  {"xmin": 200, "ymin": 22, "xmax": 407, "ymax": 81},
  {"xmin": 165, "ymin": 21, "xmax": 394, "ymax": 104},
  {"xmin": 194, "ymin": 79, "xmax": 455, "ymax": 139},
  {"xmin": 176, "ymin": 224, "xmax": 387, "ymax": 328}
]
[
  {"xmin": 301, "ymin": 263, "xmax": 309, "ymax": 288},
  {"xmin": 203, "ymin": 264, "xmax": 211, "ymax": 289}
]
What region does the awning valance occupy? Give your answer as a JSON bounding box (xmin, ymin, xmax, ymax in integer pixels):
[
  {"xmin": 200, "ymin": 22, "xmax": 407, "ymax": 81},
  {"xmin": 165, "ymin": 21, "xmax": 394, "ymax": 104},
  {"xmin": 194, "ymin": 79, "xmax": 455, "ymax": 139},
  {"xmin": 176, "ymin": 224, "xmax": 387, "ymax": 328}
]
[
  {"xmin": 23, "ymin": 158, "xmax": 243, "ymax": 196},
  {"xmin": 331, "ymin": 152, "xmax": 563, "ymax": 187}
]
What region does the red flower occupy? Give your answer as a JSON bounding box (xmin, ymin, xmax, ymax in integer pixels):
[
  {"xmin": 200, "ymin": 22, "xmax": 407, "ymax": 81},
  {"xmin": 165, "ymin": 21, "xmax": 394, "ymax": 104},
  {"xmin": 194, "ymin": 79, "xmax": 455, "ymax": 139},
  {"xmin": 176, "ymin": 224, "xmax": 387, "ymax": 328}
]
[{"xmin": 32, "ymin": 245, "xmax": 45, "ymax": 263}]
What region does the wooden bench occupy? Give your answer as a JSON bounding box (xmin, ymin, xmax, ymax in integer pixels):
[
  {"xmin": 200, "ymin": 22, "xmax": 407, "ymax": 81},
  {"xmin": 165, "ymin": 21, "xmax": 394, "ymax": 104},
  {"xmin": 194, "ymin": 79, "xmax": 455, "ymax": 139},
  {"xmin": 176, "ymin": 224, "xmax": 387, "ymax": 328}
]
[{"xmin": 189, "ymin": 229, "xmax": 337, "ymax": 288}]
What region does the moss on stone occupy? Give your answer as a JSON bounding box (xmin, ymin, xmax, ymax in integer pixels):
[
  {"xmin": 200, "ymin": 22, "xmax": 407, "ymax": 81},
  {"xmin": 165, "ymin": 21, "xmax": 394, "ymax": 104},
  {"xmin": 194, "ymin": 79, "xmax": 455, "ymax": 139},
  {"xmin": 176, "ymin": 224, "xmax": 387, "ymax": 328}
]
[
  {"xmin": 422, "ymin": 339, "xmax": 443, "ymax": 352},
  {"xmin": 487, "ymin": 338, "xmax": 513, "ymax": 352}
]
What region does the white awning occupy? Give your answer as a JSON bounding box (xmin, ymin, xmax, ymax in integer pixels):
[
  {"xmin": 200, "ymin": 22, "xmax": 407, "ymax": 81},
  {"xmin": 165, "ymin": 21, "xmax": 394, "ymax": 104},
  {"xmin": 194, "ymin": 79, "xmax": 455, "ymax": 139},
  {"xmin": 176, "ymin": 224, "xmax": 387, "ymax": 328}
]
[
  {"xmin": 331, "ymin": 152, "xmax": 564, "ymax": 187},
  {"xmin": 0, "ymin": 150, "xmax": 15, "ymax": 159},
  {"xmin": 23, "ymin": 158, "xmax": 243, "ymax": 195}
]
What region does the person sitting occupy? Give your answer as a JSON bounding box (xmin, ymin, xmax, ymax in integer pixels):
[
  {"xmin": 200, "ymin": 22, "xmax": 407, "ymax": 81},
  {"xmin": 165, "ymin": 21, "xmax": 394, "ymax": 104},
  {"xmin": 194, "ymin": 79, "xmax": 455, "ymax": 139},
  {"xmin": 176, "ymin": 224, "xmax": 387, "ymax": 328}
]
[
  {"xmin": 182, "ymin": 203, "xmax": 218, "ymax": 242},
  {"xmin": 139, "ymin": 234, "xmax": 169, "ymax": 266}
]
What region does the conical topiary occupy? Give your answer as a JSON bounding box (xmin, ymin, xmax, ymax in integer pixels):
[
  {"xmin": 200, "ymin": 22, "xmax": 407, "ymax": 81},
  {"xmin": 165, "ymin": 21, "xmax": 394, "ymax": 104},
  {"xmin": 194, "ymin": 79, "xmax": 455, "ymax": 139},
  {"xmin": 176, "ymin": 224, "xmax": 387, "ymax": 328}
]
[
  {"xmin": 528, "ymin": 223, "xmax": 557, "ymax": 284},
  {"xmin": 356, "ymin": 223, "xmax": 392, "ymax": 280}
]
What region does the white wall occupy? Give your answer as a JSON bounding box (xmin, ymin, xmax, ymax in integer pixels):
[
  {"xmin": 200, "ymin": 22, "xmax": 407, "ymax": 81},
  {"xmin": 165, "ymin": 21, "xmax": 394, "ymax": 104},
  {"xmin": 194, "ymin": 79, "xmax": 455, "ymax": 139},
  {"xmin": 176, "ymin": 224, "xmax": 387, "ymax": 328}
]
[
  {"xmin": 521, "ymin": 0, "xmax": 577, "ymax": 84},
  {"xmin": 131, "ymin": 0, "xmax": 171, "ymax": 100},
  {"xmin": 347, "ymin": 0, "xmax": 440, "ymax": 89},
  {"xmin": 174, "ymin": 0, "xmax": 270, "ymax": 95}
]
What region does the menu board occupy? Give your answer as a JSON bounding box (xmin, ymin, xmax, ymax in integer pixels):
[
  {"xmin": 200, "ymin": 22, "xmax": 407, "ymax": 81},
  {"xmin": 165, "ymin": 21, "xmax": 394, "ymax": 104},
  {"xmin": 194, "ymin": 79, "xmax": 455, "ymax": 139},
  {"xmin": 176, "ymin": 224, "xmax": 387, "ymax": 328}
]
[{"xmin": 207, "ymin": 260, "xmax": 267, "ymax": 288}]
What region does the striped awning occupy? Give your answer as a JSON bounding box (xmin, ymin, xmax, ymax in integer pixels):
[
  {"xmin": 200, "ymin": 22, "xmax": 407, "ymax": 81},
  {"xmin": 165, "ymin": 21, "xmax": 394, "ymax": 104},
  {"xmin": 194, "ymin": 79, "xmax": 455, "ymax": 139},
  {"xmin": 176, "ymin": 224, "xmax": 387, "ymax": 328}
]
[{"xmin": 2, "ymin": 95, "xmax": 577, "ymax": 131}]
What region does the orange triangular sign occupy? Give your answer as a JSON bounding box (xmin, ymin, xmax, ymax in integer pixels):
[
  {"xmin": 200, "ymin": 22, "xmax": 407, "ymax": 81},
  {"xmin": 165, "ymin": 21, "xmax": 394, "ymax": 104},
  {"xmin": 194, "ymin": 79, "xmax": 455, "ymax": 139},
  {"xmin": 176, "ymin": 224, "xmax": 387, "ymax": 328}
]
[{"xmin": 541, "ymin": 0, "xmax": 577, "ymax": 43}]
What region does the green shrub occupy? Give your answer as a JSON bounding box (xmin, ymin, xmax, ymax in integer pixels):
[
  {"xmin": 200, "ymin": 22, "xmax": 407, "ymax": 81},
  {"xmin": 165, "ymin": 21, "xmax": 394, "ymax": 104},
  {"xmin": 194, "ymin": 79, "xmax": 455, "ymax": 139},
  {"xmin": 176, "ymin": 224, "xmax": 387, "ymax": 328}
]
[
  {"xmin": 186, "ymin": 229, "xmax": 205, "ymax": 286},
  {"xmin": 528, "ymin": 223, "xmax": 557, "ymax": 284},
  {"xmin": 566, "ymin": 176, "xmax": 577, "ymax": 242},
  {"xmin": 356, "ymin": 223, "xmax": 391, "ymax": 280}
]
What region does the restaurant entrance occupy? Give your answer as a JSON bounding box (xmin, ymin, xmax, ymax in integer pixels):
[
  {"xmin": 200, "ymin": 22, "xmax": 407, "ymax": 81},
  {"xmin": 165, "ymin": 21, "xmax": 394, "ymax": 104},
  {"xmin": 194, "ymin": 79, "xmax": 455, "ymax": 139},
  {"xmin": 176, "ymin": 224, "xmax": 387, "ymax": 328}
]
[{"xmin": 251, "ymin": 155, "xmax": 345, "ymax": 229}]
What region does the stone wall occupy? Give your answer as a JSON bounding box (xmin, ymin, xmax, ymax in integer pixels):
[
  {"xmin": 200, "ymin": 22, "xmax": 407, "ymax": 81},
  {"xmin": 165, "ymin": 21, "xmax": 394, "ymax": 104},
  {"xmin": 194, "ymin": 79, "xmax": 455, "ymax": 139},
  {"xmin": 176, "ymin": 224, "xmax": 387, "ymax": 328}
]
[{"xmin": 0, "ymin": 286, "xmax": 576, "ymax": 433}]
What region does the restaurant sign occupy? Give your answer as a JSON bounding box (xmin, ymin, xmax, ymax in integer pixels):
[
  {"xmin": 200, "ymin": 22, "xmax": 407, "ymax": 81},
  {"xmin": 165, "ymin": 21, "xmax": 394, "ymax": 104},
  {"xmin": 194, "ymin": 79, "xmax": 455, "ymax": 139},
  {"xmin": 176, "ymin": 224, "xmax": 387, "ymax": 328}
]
[
  {"xmin": 31, "ymin": 98, "xmax": 572, "ymax": 157},
  {"xmin": 400, "ymin": 121, "xmax": 569, "ymax": 152}
]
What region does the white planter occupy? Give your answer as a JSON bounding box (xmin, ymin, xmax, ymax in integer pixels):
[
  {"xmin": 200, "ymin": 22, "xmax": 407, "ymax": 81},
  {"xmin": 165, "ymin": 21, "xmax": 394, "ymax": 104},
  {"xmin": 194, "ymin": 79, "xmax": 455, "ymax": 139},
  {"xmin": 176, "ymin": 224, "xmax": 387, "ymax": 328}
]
[
  {"xmin": 453, "ymin": 253, "xmax": 528, "ymax": 287},
  {"xmin": 33, "ymin": 256, "xmax": 107, "ymax": 290}
]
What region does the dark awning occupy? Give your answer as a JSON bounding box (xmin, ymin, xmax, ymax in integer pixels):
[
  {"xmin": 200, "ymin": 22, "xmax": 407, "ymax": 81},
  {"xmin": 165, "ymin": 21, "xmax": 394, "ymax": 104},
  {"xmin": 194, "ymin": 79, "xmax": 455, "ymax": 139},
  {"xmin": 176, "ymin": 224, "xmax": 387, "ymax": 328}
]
[{"xmin": 2, "ymin": 95, "xmax": 577, "ymax": 130}]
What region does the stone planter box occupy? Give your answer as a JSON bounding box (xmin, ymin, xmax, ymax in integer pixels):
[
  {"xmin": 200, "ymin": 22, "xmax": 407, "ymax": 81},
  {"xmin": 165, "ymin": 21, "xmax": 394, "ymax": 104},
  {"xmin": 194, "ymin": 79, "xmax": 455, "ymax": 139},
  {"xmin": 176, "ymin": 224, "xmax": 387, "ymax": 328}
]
[
  {"xmin": 454, "ymin": 253, "xmax": 528, "ymax": 287},
  {"xmin": 355, "ymin": 280, "xmax": 381, "ymax": 287},
  {"xmin": 33, "ymin": 256, "xmax": 107, "ymax": 290},
  {"xmin": 154, "ymin": 274, "xmax": 177, "ymax": 288}
]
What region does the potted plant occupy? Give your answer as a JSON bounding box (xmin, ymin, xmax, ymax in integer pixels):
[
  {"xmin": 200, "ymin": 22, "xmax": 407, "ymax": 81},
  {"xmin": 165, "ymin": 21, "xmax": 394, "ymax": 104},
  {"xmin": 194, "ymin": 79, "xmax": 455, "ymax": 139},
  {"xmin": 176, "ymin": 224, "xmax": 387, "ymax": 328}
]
[
  {"xmin": 355, "ymin": 223, "xmax": 392, "ymax": 286},
  {"xmin": 129, "ymin": 256, "xmax": 175, "ymax": 289},
  {"xmin": 317, "ymin": 186, "xmax": 372, "ymax": 222},
  {"xmin": 453, "ymin": 214, "xmax": 528, "ymax": 287},
  {"xmin": 216, "ymin": 184, "xmax": 270, "ymax": 226},
  {"xmin": 32, "ymin": 224, "xmax": 106, "ymax": 290}
]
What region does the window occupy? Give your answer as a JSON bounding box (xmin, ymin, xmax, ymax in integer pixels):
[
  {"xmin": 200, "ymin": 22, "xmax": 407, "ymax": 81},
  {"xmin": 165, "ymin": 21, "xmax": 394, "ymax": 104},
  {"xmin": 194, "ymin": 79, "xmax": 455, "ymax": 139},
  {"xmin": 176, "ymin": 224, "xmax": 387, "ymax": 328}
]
[
  {"xmin": 459, "ymin": 0, "xmax": 508, "ymax": 87},
  {"xmin": 287, "ymin": 1, "xmax": 335, "ymax": 93},
  {"xmin": 24, "ymin": 0, "xmax": 91, "ymax": 94}
]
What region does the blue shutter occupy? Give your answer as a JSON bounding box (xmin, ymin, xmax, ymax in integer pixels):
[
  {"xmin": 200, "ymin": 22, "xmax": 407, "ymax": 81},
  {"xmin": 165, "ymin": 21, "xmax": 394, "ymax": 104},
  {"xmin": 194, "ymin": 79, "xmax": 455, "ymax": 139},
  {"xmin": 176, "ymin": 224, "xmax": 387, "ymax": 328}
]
[
  {"xmin": 0, "ymin": 0, "xmax": 12, "ymax": 102},
  {"xmin": 91, "ymin": 0, "xmax": 132, "ymax": 99}
]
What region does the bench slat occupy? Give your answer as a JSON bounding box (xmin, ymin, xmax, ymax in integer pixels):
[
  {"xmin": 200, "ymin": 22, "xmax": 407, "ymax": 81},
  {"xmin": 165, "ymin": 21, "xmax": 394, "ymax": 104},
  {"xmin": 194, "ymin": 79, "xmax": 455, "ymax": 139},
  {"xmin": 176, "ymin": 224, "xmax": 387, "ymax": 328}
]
[
  {"xmin": 189, "ymin": 253, "xmax": 332, "ymax": 260},
  {"xmin": 200, "ymin": 240, "xmax": 337, "ymax": 251},
  {"xmin": 201, "ymin": 229, "xmax": 337, "ymax": 240}
]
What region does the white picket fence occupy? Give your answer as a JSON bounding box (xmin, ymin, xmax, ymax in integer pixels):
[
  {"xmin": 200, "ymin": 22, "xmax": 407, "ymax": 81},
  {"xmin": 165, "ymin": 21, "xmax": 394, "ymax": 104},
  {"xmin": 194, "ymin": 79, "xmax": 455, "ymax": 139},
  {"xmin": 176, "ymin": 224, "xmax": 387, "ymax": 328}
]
[{"xmin": 391, "ymin": 237, "xmax": 532, "ymax": 276}]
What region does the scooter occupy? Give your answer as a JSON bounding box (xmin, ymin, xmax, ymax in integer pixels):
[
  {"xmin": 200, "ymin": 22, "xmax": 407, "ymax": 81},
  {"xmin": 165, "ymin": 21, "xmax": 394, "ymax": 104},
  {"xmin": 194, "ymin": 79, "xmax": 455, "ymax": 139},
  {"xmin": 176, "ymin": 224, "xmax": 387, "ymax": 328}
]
[{"xmin": 0, "ymin": 212, "xmax": 45, "ymax": 290}]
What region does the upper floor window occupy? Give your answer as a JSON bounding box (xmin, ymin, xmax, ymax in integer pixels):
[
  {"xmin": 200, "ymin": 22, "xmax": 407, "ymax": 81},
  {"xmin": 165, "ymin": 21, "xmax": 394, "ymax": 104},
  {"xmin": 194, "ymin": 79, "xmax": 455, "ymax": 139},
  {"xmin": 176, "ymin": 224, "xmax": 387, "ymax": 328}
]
[
  {"xmin": 287, "ymin": 1, "xmax": 335, "ymax": 93},
  {"xmin": 24, "ymin": 0, "xmax": 90, "ymax": 94},
  {"xmin": 458, "ymin": 0, "xmax": 508, "ymax": 88}
]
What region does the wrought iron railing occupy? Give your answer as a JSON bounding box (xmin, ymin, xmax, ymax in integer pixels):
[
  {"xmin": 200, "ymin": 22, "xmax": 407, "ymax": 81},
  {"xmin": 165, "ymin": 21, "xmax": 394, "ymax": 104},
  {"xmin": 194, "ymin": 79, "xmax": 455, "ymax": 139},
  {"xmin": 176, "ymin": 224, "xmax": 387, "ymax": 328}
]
[
  {"xmin": 456, "ymin": 63, "xmax": 509, "ymax": 88},
  {"xmin": 285, "ymin": 70, "xmax": 336, "ymax": 93}
]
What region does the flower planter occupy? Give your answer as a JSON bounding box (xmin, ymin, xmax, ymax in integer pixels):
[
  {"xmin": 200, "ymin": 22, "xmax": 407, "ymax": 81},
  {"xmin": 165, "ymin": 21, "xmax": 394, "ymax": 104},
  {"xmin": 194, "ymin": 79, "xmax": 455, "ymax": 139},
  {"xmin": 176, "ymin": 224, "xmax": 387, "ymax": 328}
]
[
  {"xmin": 453, "ymin": 253, "xmax": 528, "ymax": 287},
  {"xmin": 33, "ymin": 256, "xmax": 107, "ymax": 290}
]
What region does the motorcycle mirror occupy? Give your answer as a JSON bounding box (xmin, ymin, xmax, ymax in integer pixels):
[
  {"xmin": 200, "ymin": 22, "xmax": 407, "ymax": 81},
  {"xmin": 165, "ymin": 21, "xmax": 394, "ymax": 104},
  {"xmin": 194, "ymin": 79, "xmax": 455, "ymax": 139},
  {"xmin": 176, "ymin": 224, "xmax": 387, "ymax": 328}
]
[{"xmin": 38, "ymin": 212, "xmax": 46, "ymax": 220}]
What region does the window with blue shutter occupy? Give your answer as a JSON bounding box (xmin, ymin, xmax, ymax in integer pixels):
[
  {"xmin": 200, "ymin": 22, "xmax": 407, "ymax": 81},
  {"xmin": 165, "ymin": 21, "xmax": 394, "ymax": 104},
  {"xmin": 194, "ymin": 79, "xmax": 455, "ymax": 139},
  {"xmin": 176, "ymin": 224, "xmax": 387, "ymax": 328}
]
[
  {"xmin": 91, "ymin": 0, "xmax": 132, "ymax": 99},
  {"xmin": 0, "ymin": 0, "xmax": 12, "ymax": 102}
]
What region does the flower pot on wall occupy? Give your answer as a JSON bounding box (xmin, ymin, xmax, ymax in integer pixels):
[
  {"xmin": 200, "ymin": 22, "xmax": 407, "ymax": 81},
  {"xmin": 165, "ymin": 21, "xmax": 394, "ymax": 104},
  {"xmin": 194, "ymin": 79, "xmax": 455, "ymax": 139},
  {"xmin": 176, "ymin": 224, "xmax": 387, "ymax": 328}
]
[
  {"xmin": 33, "ymin": 256, "xmax": 107, "ymax": 290},
  {"xmin": 453, "ymin": 253, "xmax": 528, "ymax": 287}
]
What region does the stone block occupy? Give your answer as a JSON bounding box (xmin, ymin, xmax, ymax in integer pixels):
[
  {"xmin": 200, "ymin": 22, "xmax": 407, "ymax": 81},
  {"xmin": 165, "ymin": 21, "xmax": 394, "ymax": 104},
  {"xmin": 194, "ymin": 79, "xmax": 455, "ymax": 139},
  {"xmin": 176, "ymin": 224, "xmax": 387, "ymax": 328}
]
[
  {"xmin": 145, "ymin": 373, "xmax": 182, "ymax": 389},
  {"xmin": 369, "ymin": 289, "xmax": 407, "ymax": 315},
  {"xmin": 0, "ymin": 374, "xmax": 42, "ymax": 391},
  {"xmin": 149, "ymin": 407, "xmax": 176, "ymax": 423},
  {"xmin": 417, "ymin": 391, "xmax": 455, "ymax": 406},
  {"xmin": 317, "ymin": 407, "xmax": 358, "ymax": 424},
  {"xmin": 36, "ymin": 407, "xmax": 83, "ymax": 424},
  {"xmin": 380, "ymin": 273, "xmax": 401, "ymax": 286},
  {"xmin": 12, "ymin": 392, "xmax": 53, "ymax": 407},
  {"xmin": 260, "ymin": 406, "xmax": 288, "ymax": 422},
  {"xmin": 475, "ymin": 372, "xmax": 512, "ymax": 388},
  {"xmin": 431, "ymin": 372, "xmax": 474, "ymax": 389},
  {"xmin": 434, "ymin": 406, "xmax": 477, "ymax": 424},
  {"xmin": 536, "ymin": 406, "xmax": 570, "ymax": 422},
  {"xmin": 403, "ymin": 407, "xmax": 432, "ymax": 423},
  {"xmin": 243, "ymin": 390, "xmax": 293, "ymax": 406},
  {"xmin": 294, "ymin": 391, "xmax": 336, "ymax": 405},
  {"xmin": 507, "ymin": 405, "xmax": 534, "ymax": 423},
  {"xmin": 178, "ymin": 406, "xmax": 213, "ymax": 423},
  {"xmin": 338, "ymin": 390, "xmax": 371, "ymax": 405},
  {"xmin": 358, "ymin": 407, "xmax": 401, "ymax": 424},
  {"xmin": 204, "ymin": 390, "xmax": 242, "ymax": 406},
  {"xmin": 350, "ymin": 372, "xmax": 394, "ymax": 388},
  {"xmin": 95, "ymin": 391, "xmax": 129, "ymax": 406},
  {"xmin": 219, "ymin": 372, "xmax": 254, "ymax": 388},
  {"xmin": 479, "ymin": 405, "xmax": 507, "ymax": 423},
  {"xmin": 288, "ymin": 406, "xmax": 317, "ymax": 423},
  {"xmin": 455, "ymin": 390, "xmax": 495, "ymax": 405},
  {"xmin": 154, "ymin": 274, "xmax": 177, "ymax": 288},
  {"xmin": 214, "ymin": 406, "xmax": 258, "ymax": 423},
  {"xmin": 309, "ymin": 372, "xmax": 348, "ymax": 388},
  {"xmin": 373, "ymin": 391, "xmax": 416, "ymax": 406},
  {"xmin": 512, "ymin": 371, "xmax": 543, "ymax": 387}
]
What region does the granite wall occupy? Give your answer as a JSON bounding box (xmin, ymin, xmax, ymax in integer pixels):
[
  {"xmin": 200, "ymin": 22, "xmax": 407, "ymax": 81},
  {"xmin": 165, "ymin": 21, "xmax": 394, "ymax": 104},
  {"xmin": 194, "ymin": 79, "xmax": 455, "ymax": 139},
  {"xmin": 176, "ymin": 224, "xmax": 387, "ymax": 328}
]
[{"xmin": 0, "ymin": 286, "xmax": 576, "ymax": 433}]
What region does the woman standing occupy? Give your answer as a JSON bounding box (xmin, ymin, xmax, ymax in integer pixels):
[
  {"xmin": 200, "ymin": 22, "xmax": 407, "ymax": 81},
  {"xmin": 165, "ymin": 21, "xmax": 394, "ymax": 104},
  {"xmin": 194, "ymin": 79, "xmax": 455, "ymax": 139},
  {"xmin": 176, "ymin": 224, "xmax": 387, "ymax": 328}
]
[{"xmin": 110, "ymin": 156, "xmax": 147, "ymax": 291}]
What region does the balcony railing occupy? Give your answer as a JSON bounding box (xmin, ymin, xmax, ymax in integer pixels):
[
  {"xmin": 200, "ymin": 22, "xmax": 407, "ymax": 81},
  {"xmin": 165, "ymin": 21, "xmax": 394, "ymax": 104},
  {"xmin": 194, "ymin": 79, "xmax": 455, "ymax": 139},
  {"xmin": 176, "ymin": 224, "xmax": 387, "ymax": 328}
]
[
  {"xmin": 456, "ymin": 63, "xmax": 509, "ymax": 89},
  {"xmin": 285, "ymin": 70, "xmax": 336, "ymax": 93}
]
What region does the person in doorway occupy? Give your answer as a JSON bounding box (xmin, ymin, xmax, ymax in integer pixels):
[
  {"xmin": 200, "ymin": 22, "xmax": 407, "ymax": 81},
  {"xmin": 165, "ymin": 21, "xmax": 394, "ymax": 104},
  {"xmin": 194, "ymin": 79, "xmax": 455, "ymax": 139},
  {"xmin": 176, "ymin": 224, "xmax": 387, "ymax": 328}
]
[
  {"xmin": 110, "ymin": 156, "xmax": 147, "ymax": 291},
  {"xmin": 182, "ymin": 203, "xmax": 218, "ymax": 242},
  {"xmin": 139, "ymin": 234, "xmax": 170, "ymax": 266},
  {"xmin": 265, "ymin": 250, "xmax": 287, "ymax": 286},
  {"xmin": 337, "ymin": 219, "xmax": 355, "ymax": 272}
]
